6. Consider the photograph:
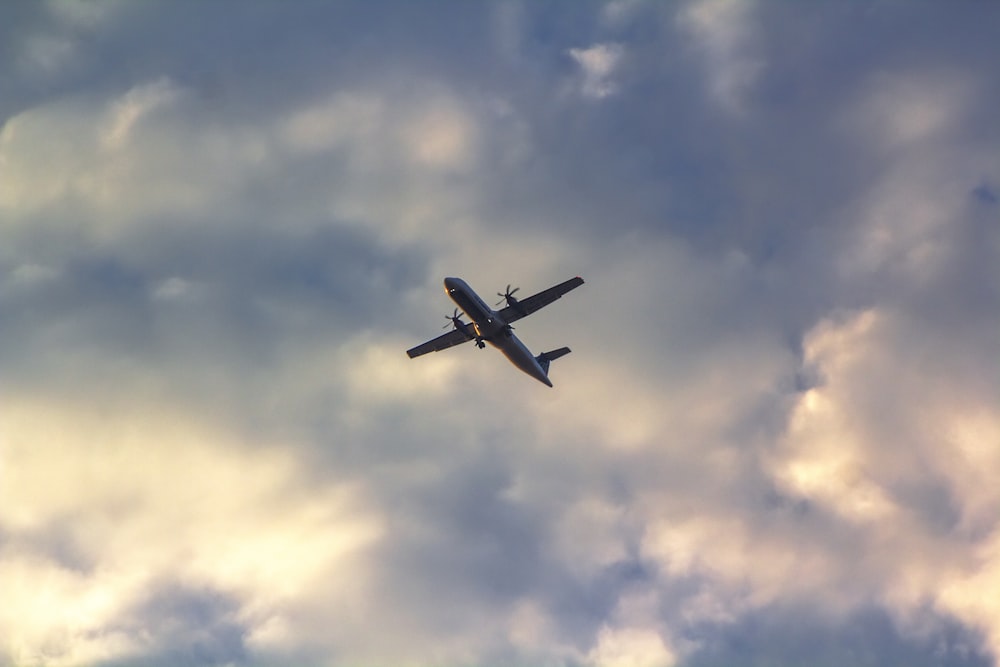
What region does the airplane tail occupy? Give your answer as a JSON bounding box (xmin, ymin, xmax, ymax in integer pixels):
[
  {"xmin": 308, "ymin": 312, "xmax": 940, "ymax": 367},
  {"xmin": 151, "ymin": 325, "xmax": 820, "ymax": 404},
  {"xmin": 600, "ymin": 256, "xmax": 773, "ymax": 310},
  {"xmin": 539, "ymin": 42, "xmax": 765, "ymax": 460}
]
[{"xmin": 536, "ymin": 347, "xmax": 572, "ymax": 376}]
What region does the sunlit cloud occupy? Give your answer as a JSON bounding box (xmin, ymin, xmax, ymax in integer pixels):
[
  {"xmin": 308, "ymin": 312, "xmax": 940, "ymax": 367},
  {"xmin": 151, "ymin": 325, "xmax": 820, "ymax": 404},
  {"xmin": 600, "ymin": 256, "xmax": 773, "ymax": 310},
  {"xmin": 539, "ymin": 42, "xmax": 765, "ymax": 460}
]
[
  {"xmin": 0, "ymin": 396, "xmax": 382, "ymax": 666},
  {"xmin": 589, "ymin": 625, "xmax": 676, "ymax": 667}
]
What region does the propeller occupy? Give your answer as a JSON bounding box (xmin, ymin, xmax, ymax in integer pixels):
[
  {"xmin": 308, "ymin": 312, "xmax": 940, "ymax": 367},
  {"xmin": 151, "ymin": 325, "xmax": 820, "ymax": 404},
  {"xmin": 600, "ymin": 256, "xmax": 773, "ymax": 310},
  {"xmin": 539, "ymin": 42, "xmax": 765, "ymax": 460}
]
[
  {"xmin": 495, "ymin": 284, "xmax": 521, "ymax": 307},
  {"xmin": 443, "ymin": 308, "xmax": 466, "ymax": 329}
]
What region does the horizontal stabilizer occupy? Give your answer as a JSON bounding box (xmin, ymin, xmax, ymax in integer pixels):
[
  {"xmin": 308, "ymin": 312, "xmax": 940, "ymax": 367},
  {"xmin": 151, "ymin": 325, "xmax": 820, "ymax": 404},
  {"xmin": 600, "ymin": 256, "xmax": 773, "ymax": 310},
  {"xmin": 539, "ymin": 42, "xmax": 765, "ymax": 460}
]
[
  {"xmin": 535, "ymin": 347, "xmax": 572, "ymax": 376},
  {"xmin": 539, "ymin": 347, "xmax": 571, "ymax": 362}
]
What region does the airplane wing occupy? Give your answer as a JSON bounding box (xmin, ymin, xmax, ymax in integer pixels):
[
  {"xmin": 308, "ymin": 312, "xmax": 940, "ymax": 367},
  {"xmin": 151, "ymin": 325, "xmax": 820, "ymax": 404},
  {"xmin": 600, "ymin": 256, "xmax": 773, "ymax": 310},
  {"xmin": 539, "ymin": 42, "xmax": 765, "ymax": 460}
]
[
  {"xmin": 406, "ymin": 328, "xmax": 473, "ymax": 358},
  {"xmin": 499, "ymin": 276, "xmax": 584, "ymax": 324}
]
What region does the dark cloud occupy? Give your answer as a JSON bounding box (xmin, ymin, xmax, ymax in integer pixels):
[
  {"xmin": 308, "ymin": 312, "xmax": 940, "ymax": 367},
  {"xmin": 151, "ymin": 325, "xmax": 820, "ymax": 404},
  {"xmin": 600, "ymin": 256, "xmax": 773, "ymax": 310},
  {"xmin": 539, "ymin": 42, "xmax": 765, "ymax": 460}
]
[
  {"xmin": 99, "ymin": 583, "xmax": 248, "ymax": 667},
  {"xmin": 682, "ymin": 605, "xmax": 992, "ymax": 667}
]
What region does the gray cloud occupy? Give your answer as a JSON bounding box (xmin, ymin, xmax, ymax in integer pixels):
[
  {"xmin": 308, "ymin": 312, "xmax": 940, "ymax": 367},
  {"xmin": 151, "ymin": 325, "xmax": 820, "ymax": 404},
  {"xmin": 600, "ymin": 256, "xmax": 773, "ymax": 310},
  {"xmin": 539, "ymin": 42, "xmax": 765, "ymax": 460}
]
[
  {"xmin": 99, "ymin": 583, "xmax": 249, "ymax": 667},
  {"xmin": 2, "ymin": 1, "xmax": 999, "ymax": 666},
  {"xmin": 682, "ymin": 604, "xmax": 991, "ymax": 667}
]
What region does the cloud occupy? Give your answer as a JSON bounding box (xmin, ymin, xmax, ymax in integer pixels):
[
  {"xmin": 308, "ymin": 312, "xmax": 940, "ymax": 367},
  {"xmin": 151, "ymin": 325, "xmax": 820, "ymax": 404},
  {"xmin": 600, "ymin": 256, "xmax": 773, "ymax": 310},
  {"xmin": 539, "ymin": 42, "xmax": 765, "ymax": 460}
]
[
  {"xmin": 1, "ymin": 2, "xmax": 999, "ymax": 666},
  {"xmin": 568, "ymin": 43, "xmax": 626, "ymax": 99},
  {"xmin": 0, "ymin": 81, "xmax": 245, "ymax": 229},
  {"xmin": 101, "ymin": 77, "xmax": 181, "ymax": 150},
  {"xmin": 678, "ymin": 0, "xmax": 762, "ymax": 113},
  {"xmin": 0, "ymin": 395, "xmax": 381, "ymax": 666},
  {"xmin": 764, "ymin": 304, "xmax": 1000, "ymax": 640},
  {"xmin": 852, "ymin": 71, "xmax": 974, "ymax": 150},
  {"xmin": 684, "ymin": 605, "xmax": 990, "ymax": 667},
  {"xmin": 836, "ymin": 69, "xmax": 995, "ymax": 281},
  {"xmin": 589, "ymin": 625, "xmax": 676, "ymax": 667}
]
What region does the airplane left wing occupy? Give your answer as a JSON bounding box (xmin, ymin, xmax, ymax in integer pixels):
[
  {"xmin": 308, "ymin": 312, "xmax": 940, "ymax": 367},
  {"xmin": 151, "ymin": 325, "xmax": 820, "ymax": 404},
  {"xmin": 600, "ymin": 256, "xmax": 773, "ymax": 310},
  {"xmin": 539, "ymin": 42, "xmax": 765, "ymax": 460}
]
[
  {"xmin": 406, "ymin": 328, "xmax": 473, "ymax": 358},
  {"xmin": 499, "ymin": 276, "xmax": 584, "ymax": 324}
]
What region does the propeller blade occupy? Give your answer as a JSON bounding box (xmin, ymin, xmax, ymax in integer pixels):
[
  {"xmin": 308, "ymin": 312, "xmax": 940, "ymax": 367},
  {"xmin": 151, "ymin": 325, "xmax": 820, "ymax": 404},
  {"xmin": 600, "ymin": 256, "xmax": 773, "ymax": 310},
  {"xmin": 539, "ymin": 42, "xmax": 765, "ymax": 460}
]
[
  {"xmin": 495, "ymin": 285, "xmax": 521, "ymax": 306},
  {"xmin": 443, "ymin": 308, "xmax": 465, "ymax": 329}
]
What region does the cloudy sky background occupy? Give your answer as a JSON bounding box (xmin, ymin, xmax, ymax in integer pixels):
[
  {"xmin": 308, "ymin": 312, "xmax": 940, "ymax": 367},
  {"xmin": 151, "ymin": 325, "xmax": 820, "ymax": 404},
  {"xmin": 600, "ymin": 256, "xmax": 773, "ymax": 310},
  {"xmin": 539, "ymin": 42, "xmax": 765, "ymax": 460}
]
[{"xmin": 2, "ymin": 1, "xmax": 999, "ymax": 665}]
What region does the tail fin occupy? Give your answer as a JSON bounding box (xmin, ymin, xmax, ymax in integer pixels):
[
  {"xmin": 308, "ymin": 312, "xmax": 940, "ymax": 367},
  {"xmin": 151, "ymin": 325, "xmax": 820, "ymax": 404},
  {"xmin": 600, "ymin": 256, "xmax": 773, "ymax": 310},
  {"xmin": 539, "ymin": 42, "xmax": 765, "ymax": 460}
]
[{"xmin": 536, "ymin": 347, "xmax": 571, "ymax": 375}]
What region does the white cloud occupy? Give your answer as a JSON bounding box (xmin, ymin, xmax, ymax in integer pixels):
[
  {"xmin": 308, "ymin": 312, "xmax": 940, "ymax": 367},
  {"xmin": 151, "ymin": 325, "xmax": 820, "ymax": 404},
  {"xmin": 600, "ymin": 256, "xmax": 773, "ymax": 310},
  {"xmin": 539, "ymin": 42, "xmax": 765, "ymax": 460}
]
[
  {"xmin": 0, "ymin": 396, "xmax": 383, "ymax": 665},
  {"xmin": 589, "ymin": 625, "xmax": 676, "ymax": 667},
  {"xmin": 0, "ymin": 99, "xmax": 93, "ymax": 215},
  {"xmin": 849, "ymin": 71, "xmax": 975, "ymax": 152},
  {"xmin": 151, "ymin": 276, "xmax": 197, "ymax": 301},
  {"xmin": 678, "ymin": 0, "xmax": 762, "ymax": 112},
  {"xmin": 344, "ymin": 337, "xmax": 466, "ymax": 402},
  {"xmin": 281, "ymin": 91, "xmax": 385, "ymax": 156},
  {"xmin": 763, "ymin": 307, "xmax": 1000, "ymax": 646},
  {"xmin": 838, "ymin": 104, "xmax": 996, "ymax": 280},
  {"xmin": 282, "ymin": 87, "xmax": 478, "ymax": 171},
  {"xmin": 568, "ymin": 43, "xmax": 626, "ymax": 99},
  {"xmin": 0, "ymin": 78, "xmax": 476, "ymax": 244},
  {"xmin": 939, "ymin": 530, "xmax": 1000, "ymax": 657},
  {"xmin": 507, "ymin": 599, "xmax": 578, "ymax": 661},
  {"xmin": 771, "ymin": 310, "xmax": 899, "ymax": 523},
  {"xmin": 101, "ymin": 77, "xmax": 181, "ymax": 150},
  {"xmin": 0, "ymin": 82, "xmax": 242, "ymax": 229},
  {"xmin": 400, "ymin": 97, "xmax": 479, "ymax": 169}
]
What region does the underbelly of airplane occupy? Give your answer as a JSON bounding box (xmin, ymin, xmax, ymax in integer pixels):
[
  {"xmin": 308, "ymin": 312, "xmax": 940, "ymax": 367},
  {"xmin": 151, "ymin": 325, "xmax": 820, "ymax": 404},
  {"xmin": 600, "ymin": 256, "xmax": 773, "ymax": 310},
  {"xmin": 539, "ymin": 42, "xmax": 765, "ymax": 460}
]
[{"xmin": 493, "ymin": 334, "xmax": 551, "ymax": 386}]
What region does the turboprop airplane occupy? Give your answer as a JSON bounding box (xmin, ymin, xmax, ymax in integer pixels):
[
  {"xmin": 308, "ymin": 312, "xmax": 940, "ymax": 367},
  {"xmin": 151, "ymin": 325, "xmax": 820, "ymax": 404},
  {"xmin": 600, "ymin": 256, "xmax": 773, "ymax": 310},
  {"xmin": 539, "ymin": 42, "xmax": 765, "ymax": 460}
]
[{"xmin": 406, "ymin": 276, "xmax": 584, "ymax": 387}]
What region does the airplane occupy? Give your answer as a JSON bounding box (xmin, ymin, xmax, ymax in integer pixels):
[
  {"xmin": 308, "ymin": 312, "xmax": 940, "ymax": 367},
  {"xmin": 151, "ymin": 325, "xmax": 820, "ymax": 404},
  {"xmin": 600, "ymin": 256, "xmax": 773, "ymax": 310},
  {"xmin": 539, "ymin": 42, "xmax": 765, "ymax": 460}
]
[{"xmin": 406, "ymin": 276, "xmax": 585, "ymax": 386}]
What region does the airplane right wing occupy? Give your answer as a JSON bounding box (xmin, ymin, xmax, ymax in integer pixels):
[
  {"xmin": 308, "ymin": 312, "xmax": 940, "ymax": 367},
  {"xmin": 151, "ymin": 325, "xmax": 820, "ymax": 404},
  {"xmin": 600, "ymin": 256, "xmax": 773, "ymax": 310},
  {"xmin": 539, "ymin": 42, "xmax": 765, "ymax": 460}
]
[
  {"xmin": 499, "ymin": 276, "xmax": 584, "ymax": 324},
  {"xmin": 406, "ymin": 328, "xmax": 473, "ymax": 358}
]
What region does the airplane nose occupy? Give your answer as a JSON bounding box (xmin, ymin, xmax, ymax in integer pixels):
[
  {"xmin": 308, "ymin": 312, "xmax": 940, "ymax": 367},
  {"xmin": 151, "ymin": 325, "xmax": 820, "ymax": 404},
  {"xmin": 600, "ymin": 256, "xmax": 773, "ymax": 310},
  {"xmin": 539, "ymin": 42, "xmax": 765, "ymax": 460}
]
[{"xmin": 443, "ymin": 277, "xmax": 460, "ymax": 292}]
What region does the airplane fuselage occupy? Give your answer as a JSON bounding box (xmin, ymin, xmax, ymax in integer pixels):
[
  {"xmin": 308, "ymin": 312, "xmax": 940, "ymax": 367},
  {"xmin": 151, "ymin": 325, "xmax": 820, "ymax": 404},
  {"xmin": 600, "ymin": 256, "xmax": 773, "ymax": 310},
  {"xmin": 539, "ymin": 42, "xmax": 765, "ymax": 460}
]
[{"xmin": 444, "ymin": 277, "xmax": 553, "ymax": 386}]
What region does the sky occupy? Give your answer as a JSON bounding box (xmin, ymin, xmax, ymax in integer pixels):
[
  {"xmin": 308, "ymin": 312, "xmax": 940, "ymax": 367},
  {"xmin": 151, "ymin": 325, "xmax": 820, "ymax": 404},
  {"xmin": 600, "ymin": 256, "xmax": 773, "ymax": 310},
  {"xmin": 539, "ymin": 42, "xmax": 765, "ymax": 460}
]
[{"xmin": 1, "ymin": 1, "xmax": 999, "ymax": 666}]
